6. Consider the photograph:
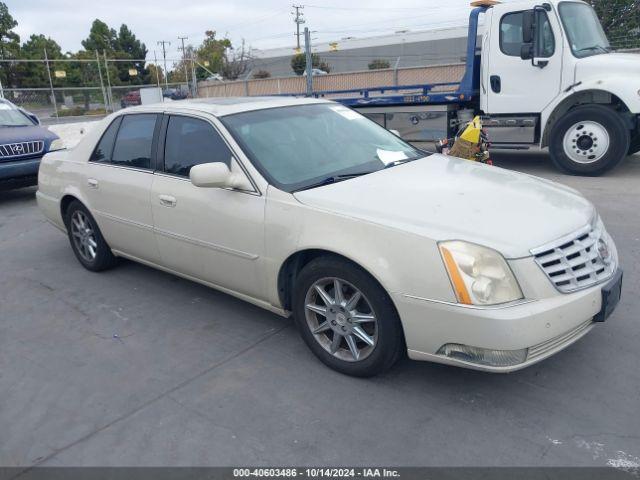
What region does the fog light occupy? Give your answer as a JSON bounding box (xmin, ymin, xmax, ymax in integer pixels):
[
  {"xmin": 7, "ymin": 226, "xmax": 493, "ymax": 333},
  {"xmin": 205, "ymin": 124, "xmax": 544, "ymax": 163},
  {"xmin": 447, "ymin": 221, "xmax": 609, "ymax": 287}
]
[{"xmin": 437, "ymin": 343, "xmax": 528, "ymax": 367}]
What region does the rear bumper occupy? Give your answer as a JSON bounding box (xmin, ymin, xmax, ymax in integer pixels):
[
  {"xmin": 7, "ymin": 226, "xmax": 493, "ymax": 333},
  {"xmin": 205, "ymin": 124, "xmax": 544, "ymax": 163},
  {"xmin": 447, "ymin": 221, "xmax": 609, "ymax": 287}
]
[
  {"xmin": 0, "ymin": 157, "xmax": 41, "ymax": 188},
  {"xmin": 393, "ymin": 277, "xmax": 609, "ymax": 372}
]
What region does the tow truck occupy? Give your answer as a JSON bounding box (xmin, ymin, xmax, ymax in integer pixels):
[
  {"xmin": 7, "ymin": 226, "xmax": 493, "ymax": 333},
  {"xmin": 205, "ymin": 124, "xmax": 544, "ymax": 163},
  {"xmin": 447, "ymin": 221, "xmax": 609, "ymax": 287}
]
[{"xmin": 317, "ymin": 0, "xmax": 640, "ymax": 175}]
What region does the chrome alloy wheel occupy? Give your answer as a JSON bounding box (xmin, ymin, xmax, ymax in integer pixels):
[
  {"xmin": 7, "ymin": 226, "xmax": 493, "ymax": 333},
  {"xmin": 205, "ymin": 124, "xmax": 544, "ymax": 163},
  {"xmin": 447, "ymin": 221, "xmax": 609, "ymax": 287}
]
[
  {"xmin": 304, "ymin": 277, "xmax": 378, "ymax": 362},
  {"xmin": 563, "ymin": 121, "xmax": 610, "ymax": 164},
  {"xmin": 70, "ymin": 210, "xmax": 97, "ymax": 262}
]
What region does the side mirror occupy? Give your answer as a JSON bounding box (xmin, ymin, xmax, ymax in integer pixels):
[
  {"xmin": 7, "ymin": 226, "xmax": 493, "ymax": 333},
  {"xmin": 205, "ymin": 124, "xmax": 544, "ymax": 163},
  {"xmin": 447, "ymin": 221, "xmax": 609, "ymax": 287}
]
[
  {"xmin": 389, "ymin": 129, "xmax": 401, "ymax": 137},
  {"xmin": 522, "ymin": 10, "xmax": 534, "ymax": 44},
  {"xmin": 189, "ymin": 162, "xmax": 251, "ymax": 190},
  {"xmin": 190, "ymin": 162, "xmax": 233, "ymax": 188},
  {"xmin": 520, "ymin": 43, "xmax": 534, "ymax": 60}
]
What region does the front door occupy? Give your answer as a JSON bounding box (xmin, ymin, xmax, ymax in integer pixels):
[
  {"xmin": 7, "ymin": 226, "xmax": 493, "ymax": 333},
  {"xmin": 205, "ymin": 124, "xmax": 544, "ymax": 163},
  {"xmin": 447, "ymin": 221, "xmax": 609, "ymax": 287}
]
[
  {"xmin": 84, "ymin": 113, "xmax": 161, "ymax": 263},
  {"xmin": 485, "ymin": 5, "xmax": 563, "ymax": 114},
  {"xmin": 150, "ymin": 114, "xmax": 266, "ymax": 300}
]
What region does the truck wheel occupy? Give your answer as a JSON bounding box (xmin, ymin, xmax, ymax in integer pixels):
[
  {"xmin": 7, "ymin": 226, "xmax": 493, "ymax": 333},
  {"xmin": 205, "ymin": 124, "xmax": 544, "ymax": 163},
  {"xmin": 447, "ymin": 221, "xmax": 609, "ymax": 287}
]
[
  {"xmin": 549, "ymin": 105, "xmax": 630, "ymax": 176},
  {"xmin": 628, "ymin": 134, "xmax": 640, "ymax": 156}
]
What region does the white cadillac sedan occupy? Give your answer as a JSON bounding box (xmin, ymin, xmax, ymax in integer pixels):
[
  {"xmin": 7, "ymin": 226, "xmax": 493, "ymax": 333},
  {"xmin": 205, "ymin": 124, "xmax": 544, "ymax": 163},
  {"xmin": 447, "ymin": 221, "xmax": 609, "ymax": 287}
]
[{"xmin": 37, "ymin": 97, "xmax": 623, "ymax": 377}]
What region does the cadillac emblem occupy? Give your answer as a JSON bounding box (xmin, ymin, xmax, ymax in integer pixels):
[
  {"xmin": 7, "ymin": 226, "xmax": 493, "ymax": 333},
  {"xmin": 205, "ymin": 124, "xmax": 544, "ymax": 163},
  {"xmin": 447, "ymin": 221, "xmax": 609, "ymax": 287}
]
[{"xmin": 597, "ymin": 237, "xmax": 611, "ymax": 265}]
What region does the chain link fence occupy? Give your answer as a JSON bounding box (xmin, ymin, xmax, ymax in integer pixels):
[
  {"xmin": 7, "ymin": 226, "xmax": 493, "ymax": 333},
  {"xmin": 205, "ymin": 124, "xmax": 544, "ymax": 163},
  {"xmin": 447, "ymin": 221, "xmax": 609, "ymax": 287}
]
[{"xmin": 0, "ymin": 54, "xmax": 192, "ymax": 124}]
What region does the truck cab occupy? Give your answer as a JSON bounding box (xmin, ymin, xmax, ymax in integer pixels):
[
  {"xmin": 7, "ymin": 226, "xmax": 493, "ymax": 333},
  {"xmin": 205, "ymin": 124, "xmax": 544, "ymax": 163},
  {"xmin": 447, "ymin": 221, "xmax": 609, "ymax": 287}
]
[
  {"xmin": 337, "ymin": 0, "xmax": 639, "ymax": 176},
  {"xmin": 480, "ymin": 0, "xmax": 640, "ymax": 175}
]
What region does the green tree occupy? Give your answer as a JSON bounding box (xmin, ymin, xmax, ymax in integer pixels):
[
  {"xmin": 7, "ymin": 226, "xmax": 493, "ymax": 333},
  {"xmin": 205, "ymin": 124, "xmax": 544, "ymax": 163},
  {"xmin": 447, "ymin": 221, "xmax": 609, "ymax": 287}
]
[
  {"xmin": 195, "ymin": 30, "xmax": 230, "ymax": 81},
  {"xmin": 291, "ymin": 53, "xmax": 330, "ymax": 75},
  {"xmin": 81, "ymin": 19, "xmax": 117, "ymax": 52},
  {"xmin": 16, "ymin": 34, "xmax": 63, "ymax": 88},
  {"xmin": 588, "ymin": 0, "xmax": 640, "ymax": 49},
  {"xmin": 115, "ymin": 24, "xmax": 148, "ymax": 82},
  {"xmin": 253, "ymin": 70, "xmax": 271, "ymax": 79},
  {"xmin": 368, "ymin": 59, "xmax": 390, "ymax": 70},
  {"xmin": 0, "ymin": 1, "xmax": 20, "ymax": 87}
]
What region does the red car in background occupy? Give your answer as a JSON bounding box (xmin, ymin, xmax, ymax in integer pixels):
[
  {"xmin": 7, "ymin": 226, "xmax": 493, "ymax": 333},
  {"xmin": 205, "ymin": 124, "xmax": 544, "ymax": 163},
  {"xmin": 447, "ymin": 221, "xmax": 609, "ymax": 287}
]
[{"xmin": 120, "ymin": 90, "xmax": 141, "ymax": 108}]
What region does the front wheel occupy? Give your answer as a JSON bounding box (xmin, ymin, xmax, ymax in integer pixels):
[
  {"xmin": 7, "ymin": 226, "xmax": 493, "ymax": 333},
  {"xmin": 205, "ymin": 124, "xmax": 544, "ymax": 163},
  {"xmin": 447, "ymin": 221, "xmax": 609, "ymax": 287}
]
[
  {"xmin": 549, "ymin": 105, "xmax": 630, "ymax": 176},
  {"xmin": 293, "ymin": 256, "xmax": 404, "ymax": 377}
]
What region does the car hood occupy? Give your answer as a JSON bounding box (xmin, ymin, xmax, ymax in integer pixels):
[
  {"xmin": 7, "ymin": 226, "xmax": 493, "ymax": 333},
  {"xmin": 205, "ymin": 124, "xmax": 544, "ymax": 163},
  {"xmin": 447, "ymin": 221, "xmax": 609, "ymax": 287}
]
[
  {"xmin": 0, "ymin": 125, "xmax": 58, "ymax": 144},
  {"xmin": 293, "ymin": 155, "xmax": 595, "ymax": 258},
  {"xmin": 575, "ymin": 52, "xmax": 640, "ymax": 79}
]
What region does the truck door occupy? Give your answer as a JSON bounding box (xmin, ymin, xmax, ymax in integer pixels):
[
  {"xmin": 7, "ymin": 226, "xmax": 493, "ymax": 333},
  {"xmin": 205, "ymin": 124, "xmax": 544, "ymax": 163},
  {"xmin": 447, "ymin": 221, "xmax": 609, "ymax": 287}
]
[{"xmin": 485, "ymin": 5, "xmax": 563, "ymax": 114}]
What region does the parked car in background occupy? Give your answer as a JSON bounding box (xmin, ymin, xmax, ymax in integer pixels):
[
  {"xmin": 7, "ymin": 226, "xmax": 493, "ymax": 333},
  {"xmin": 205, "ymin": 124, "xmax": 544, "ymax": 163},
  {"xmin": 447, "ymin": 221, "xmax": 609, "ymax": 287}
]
[
  {"xmin": 37, "ymin": 98, "xmax": 622, "ymax": 377},
  {"xmin": 303, "ymin": 68, "xmax": 328, "ymax": 76},
  {"xmin": 163, "ymin": 88, "xmax": 189, "ymax": 101},
  {"xmin": 0, "ymin": 98, "xmax": 61, "ymax": 190},
  {"xmin": 120, "ymin": 90, "xmax": 141, "ymax": 108}
]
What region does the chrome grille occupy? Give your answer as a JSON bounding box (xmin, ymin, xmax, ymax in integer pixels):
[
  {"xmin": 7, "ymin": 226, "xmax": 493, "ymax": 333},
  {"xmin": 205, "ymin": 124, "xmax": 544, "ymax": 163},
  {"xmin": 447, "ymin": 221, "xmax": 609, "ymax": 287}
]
[
  {"xmin": 531, "ymin": 223, "xmax": 615, "ymax": 293},
  {"xmin": 0, "ymin": 140, "xmax": 44, "ymax": 159}
]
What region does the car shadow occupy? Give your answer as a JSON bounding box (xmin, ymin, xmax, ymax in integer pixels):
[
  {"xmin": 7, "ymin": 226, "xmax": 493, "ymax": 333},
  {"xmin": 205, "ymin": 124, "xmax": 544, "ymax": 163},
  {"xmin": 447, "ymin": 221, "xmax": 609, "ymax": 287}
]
[{"xmin": 0, "ymin": 186, "xmax": 37, "ymax": 205}]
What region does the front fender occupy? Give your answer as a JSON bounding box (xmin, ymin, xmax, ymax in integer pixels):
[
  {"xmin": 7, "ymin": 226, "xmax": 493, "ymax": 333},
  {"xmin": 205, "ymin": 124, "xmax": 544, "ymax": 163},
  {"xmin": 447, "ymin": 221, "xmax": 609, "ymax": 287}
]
[{"xmin": 541, "ymin": 80, "xmax": 640, "ymax": 146}]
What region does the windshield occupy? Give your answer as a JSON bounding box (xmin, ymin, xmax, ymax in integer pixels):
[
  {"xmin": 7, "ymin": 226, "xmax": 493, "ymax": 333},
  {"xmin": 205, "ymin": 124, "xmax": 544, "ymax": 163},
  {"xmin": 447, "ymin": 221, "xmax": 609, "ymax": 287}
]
[
  {"xmin": 0, "ymin": 103, "xmax": 34, "ymax": 127},
  {"xmin": 221, "ymin": 103, "xmax": 424, "ymax": 192},
  {"xmin": 559, "ymin": 2, "xmax": 610, "ymax": 58}
]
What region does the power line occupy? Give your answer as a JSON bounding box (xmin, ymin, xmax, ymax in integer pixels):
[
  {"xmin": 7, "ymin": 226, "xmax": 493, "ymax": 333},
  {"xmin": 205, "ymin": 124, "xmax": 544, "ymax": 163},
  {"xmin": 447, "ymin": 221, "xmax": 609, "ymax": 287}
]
[
  {"xmin": 157, "ymin": 40, "xmax": 171, "ymax": 89},
  {"xmin": 292, "ymin": 4, "xmax": 306, "ymax": 50},
  {"xmin": 178, "ymin": 36, "xmax": 190, "ymax": 89}
]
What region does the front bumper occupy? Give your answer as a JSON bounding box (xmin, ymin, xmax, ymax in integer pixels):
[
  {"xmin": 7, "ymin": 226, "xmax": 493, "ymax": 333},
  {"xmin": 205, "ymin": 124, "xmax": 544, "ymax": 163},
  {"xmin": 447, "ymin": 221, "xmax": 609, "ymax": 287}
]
[
  {"xmin": 0, "ymin": 157, "xmax": 41, "ymax": 188},
  {"xmin": 393, "ymin": 271, "xmax": 618, "ymax": 372}
]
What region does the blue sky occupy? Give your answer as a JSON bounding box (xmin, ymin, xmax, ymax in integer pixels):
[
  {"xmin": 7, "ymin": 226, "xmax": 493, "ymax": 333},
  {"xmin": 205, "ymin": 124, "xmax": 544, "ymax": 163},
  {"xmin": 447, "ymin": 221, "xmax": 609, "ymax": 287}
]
[{"xmin": 7, "ymin": 0, "xmax": 479, "ymax": 57}]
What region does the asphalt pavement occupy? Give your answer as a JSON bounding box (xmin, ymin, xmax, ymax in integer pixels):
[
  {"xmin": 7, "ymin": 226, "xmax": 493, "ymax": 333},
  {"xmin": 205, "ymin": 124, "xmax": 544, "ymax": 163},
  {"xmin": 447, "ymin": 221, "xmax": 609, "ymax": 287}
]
[{"xmin": 1, "ymin": 152, "xmax": 639, "ymax": 470}]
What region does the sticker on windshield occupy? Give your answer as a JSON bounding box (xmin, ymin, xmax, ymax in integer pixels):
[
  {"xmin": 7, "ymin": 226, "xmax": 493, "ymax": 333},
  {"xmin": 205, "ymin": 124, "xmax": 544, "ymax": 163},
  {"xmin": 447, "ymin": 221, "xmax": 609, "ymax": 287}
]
[
  {"xmin": 376, "ymin": 149, "xmax": 408, "ymax": 165},
  {"xmin": 330, "ymin": 105, "xmax": 361, "ymax": 120}
]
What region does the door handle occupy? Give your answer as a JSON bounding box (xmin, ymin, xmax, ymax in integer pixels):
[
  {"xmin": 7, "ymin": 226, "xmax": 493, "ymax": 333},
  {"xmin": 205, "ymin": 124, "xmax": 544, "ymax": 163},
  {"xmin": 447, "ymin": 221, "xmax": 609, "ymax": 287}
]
[
  {"xmin": 158, "ymin": 194, "xmax": 177, "ymax": 208},
  {"xmin": 490, "ymin": 75, "xmax": 501, "ymax": 94},
  {"xmin": 87, "ymin": 178, "xmax": 99, "ymax": 188}
]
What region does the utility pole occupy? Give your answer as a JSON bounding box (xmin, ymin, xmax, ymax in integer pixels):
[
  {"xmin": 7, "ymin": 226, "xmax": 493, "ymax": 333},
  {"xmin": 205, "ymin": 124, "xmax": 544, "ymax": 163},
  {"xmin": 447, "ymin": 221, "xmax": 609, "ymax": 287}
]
[
  {"xmin": 304, "ymin": 27, "xmax": 313, "ymax": 96},
  {"xmin": 292, "ymin": 4, "xmax": 305, "ymax": 51},
  {"xmin": 178, "ymin": 36, "xmax": 190, "ymax": 92},
  {"xmin": 157, "ymin": 40, "xmax": 171, "ymax": 90}
]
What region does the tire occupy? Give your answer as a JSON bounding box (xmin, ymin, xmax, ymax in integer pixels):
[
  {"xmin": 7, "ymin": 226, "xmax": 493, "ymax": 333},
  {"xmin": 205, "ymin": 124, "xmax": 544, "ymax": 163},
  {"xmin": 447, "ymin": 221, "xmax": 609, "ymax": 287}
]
[
  {"xmin": 628, "ymin": 134, "xmax": 640, "ymax": 156},
  {"xmin": 549, "ymin": 105, "xmax": 630, "ymax": 176},
  {"xmin": 64, "ymin": 200, "xmax": 118, "ymax": 272},
  {"xmin": 292, "ymin": 256, "xmax": 404, "ymax": 377}
]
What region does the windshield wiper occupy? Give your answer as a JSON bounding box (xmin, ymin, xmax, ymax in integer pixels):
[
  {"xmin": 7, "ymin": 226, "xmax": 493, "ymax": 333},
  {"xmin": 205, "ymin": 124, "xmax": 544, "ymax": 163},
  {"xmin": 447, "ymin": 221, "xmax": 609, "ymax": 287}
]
[
  {"xmin": 294, "ymin": 172, "xmax": 372, "ymax": 192},
  {"xmin": 383, "ymin": 155, "xmax": 424, "ymax": 169}
]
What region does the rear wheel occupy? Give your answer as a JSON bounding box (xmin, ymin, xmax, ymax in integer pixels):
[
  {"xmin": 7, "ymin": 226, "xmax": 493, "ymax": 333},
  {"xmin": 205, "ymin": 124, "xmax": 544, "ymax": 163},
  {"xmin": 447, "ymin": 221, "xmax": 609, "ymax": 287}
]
[
  {"xmin": 293, "ymin": 256, "xmax": 404, "ymax": 377},
  {"xmin": 549, "ymin": 105, "xmax": 630, "ymax": 176},
  {"xmin": 65, "ymin": 200, "xmax": 118, "ymax": 272}
]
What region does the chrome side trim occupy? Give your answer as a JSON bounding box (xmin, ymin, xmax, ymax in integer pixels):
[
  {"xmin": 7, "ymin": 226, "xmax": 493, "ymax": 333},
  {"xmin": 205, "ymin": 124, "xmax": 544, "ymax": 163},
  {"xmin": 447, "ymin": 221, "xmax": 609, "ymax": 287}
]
[
  {"xmin": 400, "ymin": 294, "xmax": 535, "ymax": 310},
  {"xmin": 95, "ymin": 210, "xmax": 154, "ymax": 231},
  {"xmin": 154, "ymin": 227, "xmax": 259, "ymax": 260}
]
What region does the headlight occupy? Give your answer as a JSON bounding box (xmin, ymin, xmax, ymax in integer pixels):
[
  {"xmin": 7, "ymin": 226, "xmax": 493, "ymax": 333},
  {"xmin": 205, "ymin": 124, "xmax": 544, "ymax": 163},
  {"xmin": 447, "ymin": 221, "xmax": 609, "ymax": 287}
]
[
  {"xmin": 439, "ymin": 240, "xmax": 523, "ymax": 306},
  {"xmin": 49, "ymin": 139, "xmax": 65, "ymax": 151}
]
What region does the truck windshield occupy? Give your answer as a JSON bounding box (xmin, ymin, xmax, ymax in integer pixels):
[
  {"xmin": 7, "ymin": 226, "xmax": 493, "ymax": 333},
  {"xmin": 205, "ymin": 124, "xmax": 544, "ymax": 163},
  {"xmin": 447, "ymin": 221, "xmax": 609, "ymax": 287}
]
[
  {"xmin": 559, "ymin": 2, "xmax": 610, "ymax": 58},
  {"xmin": 221, "ymin": 103, "xmax": 424, "ymax": 192}
]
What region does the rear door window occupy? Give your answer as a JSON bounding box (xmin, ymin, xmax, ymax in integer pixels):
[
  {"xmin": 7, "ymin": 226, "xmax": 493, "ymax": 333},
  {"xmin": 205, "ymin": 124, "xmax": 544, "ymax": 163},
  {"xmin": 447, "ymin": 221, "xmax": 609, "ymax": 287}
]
[
  {"xmin": 90, "ymin": 117, "xmax": 122, "ymax": 163},
  {"xmin": 111, "ymin": 114, "xmax": 158, "ymax": 169}
]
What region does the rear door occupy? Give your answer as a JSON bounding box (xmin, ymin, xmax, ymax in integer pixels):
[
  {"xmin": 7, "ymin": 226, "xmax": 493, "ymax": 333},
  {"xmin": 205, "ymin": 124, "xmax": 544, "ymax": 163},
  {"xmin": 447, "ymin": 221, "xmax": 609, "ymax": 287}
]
[
  {"xmin": 150, "ymin": 113, "xmax": 266, "ymax": 300},
  {"xmin": 85, "ymin": 113, "xmax": 161, "ymax": 263}
]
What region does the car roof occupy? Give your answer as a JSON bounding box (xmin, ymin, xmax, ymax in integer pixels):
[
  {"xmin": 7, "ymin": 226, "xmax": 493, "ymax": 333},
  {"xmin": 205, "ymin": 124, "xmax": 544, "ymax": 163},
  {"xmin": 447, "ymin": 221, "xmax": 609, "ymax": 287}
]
[{"xmin": 122, "ymin": 96, "xmax": 334, "ymax": 117}]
